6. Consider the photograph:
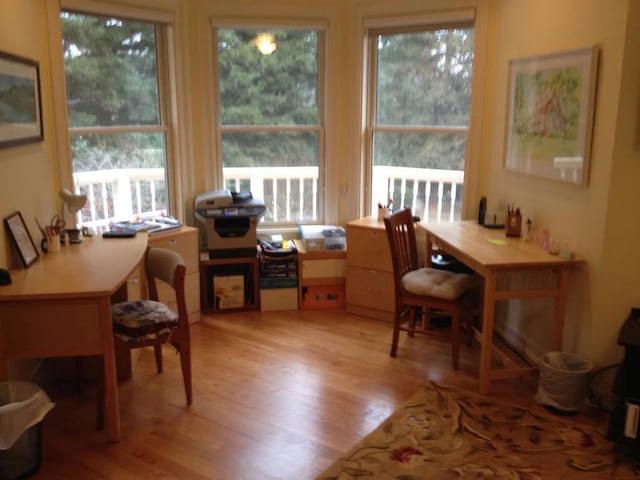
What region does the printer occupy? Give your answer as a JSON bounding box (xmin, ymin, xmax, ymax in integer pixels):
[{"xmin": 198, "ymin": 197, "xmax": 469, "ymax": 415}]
[{"xmin": 194, "ymin": 189, "xmax": 266, "ymax": 258}]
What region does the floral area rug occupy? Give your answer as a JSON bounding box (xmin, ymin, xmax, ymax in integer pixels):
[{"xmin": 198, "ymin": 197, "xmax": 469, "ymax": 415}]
[{"xmin": 316, "ymin": 382, "xmax": 639, "ymax": 479}]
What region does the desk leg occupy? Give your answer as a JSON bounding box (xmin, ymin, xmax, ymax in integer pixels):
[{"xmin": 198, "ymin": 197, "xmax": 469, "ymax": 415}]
[
  {"xmin": 425, "ymin": 233, "xmax": 433, "ymax": 267},
  {"xmin": 99, "ymin": 297, "xmax": 121, "ymax": 442},
  {"xmin": 551, "ymin": 267, "xmax": 570, "ymax": 350},
  {"xmin": 479, "ymin": 270, "xmax": 496, "ymax": 394}
]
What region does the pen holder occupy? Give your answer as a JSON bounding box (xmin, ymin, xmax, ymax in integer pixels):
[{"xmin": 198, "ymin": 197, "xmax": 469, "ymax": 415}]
[
  {"xmin": 505, "ymin": 212, "xmax": 522, "ymax": 237},
  {"xmin": 42, "ymin": 234, "xmax": 61, "ymax": 253},
  {"xmin": 377, "ymin": 207, "xmax": 389, "ymax": 221}
]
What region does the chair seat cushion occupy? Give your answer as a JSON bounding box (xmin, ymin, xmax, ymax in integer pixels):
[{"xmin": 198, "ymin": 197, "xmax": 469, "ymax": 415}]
[
  {"xmin": 112, "ymin": 300, "xmax": 178, "ymax": 343},
  {"xmin": 402, "ymin": 267, "xmax": 475, "ymax": 300}
]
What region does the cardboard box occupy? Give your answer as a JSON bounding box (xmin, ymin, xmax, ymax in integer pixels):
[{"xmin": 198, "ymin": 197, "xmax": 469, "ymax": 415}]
[
  {"xmin": 301, "ymin": 285, "xmax": 345, "ymax": 310},
  {"xmin": 213, "ymin": 274, "xmax": 244, "ymax": 309}
]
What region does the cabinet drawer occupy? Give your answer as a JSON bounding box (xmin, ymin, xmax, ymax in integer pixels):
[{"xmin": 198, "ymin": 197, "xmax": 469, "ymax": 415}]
[
  {"xmin": 149, "ymin": 229, "xmax": 198, "ymax": 274},
  {"xmin": 156, "ymin": 272, "xmax": 200, "ymax": 321},
  {"xmin": 345, "ymin": 266, "xmax": 394, "ymax": 313},
  {"xmin": 347, "ymin": 227, "xmax": 392, "ymax": 271}
]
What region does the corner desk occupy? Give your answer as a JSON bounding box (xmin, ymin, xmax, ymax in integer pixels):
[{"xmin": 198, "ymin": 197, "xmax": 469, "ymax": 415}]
[
  {"xmin": 0, "ymin": 233, "xmax": 147, "ymax": 442},
  {"xmin": 419, "ymin": 220, "xmax": 584, "ymax": 394}
]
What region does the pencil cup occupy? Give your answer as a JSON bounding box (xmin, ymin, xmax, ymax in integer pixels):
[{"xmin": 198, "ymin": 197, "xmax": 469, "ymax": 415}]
[
  {"xmin": 377, "ymin": 207, "xmax": 388, "ymax": 221},
  {"xmin": 47, "ymin": 234, "xmax": 61, "ymax": 253},
  {"xmin": 505, "ymin": 212, "xmax": 522, "ymax": 237}
]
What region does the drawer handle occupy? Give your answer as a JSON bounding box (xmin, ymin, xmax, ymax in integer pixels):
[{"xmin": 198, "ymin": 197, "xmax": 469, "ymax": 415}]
[{"xmin": 169, "ymin": 239, "xmax": 177, "ymax": 245}]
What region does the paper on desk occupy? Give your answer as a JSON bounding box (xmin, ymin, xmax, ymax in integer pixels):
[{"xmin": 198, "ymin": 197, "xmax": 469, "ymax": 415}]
[{"xmin": 488, "ymin": 238, "xmax": 508, "ymax": 245}]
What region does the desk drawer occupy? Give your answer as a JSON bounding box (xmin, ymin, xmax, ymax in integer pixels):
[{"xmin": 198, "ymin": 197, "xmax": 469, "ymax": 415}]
[
  {"xmin": 346, "ymin": 266, "xmax": 394, "ymax": 312},
  {"xmin": 347, "ymin": 227, "xmax": 392, "ymax": 271}
]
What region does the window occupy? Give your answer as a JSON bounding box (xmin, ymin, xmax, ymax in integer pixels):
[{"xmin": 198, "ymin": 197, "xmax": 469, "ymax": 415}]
[
  {"xmin": 366, "ymin": 23, "xmax": 474, "ymax": 222},
  {"xmin": 60, "ymin": 10, "xmax": 172, "ymax": 227},
  {"xmin": 213, "ymin": 27, "xmax": 325, "ymax": 224}
]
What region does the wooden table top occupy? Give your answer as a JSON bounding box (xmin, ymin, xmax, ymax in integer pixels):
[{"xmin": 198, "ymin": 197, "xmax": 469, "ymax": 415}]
[
  {"xmin": 419, "ymin": 220, "xmax": 584, "ymax": 272},
  {"xmin": 0, "ymin": 233, "xmax": 147, "ymax": 301}
]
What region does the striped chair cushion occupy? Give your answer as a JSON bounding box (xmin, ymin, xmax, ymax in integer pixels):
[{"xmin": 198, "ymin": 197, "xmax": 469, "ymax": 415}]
[
  {"xmin": 112, "ymin": 300, "xmax": 179, "ymax": 343},
  {"xmin": 402, "ymin": 267, "xmax": 475, "ymax": 300}
]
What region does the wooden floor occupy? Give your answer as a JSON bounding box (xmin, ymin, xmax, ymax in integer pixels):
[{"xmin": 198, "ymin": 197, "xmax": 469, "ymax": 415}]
[{"xmin": 31, "ymin": 309, "xmax": 605, "ymax": 479}]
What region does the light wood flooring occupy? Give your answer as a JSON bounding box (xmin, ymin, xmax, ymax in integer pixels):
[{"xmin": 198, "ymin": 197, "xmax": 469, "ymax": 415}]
[{"xmin": 31, "ymin": 309, "xmax": 607, "ymax": 479}]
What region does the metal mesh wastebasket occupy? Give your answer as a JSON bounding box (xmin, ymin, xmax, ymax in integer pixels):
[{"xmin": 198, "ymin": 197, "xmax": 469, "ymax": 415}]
[{"xmin": 535, "ymin": 351, "xmax": 593, "ymax": 414}]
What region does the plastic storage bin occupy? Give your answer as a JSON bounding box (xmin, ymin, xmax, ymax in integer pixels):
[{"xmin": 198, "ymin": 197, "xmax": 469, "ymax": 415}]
[{"xmin": 0, "ymin": 382, "xmax": 54, "ymax": 480}]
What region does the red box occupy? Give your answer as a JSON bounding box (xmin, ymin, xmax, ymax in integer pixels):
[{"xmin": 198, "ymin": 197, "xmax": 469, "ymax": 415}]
[{"xmin": 301, "ymin": 285, "xmax": 345, "ymax": 310}]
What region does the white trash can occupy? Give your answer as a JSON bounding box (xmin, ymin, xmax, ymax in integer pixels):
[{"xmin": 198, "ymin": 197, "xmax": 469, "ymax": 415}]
[
  {"xmin": 0, "ymin": 382, "xmax": 54, "ymax": 480},
  {"xmin": 535, "ymin": 351, "xmax": 593, "ymax": 414}
]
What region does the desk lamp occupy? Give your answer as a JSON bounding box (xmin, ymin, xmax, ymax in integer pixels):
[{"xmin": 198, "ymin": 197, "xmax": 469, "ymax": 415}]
[{"xmin": 59, "ymin": 189, "xmax": 87, "ymax": 243}]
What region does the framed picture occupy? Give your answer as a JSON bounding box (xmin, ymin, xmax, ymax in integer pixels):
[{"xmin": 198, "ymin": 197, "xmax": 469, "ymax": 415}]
[
  {"xmin": 0, "ymin": 51, "xmax": 44, "ymax": 149},
  {"xmin": 504, "ymin": 47, "xmax": 599, "ymax": 186},
  {"xmin": 3, "ymin": 211, "xmax": 39, "ymax": 268}
]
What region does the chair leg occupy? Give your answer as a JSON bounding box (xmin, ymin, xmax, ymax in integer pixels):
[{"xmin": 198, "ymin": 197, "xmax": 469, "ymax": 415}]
[
  {"xmin": 95, "ymin": 356, "xmax": 104, "ymax": 431},
  {"xmin": 154, "ymin": 344, "xmax": 163, "ymax": 374},
  {"xmin": 450, "ymin": 311, "xmax": 461, "ymax": 370},
  {"xmin": 178, "ymin": 339, "xmax": 192, "ymax": 405},
  {"xmin": 408, "ymin": 307, "xmax": 416, "ymax": 338},
  {"xmin": 390, "ymin": 314, "xmax": 401, "ymax": 357}
]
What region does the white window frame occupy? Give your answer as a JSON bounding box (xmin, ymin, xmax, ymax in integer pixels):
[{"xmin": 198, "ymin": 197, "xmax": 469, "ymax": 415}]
[
  {"xmin": 210, "ymin": 18, "xmax": 327, "ymax": 226},
  {"xmin": 360, "ymin": 8, "xmax": 483, "ymax": 221},
  {"xmin": 46, "ymin": 0, "xmax": 185, "ymax": 222}
]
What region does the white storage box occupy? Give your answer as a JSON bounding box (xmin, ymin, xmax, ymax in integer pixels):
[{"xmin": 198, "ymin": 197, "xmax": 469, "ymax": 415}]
[
  {"xmin": 213, "ymin": 275, "xmax": 244, "ymax": 309},
  {"xmin": 260, "ymin": 288, "xmax": 298, "ymax": 311},
  {"xmin": 298, "ymin": 225, "xmax": 346, "ymax": 251}
]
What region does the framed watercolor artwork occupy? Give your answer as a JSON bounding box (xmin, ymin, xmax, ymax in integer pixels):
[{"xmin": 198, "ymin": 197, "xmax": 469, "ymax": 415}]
[
  {"xmin": 0, "ymin": 51, "xmax": 44, "ymax": 148},
  {"xmin": 504, "ymin": 47, "xmax": 599, "ymax": 187}
]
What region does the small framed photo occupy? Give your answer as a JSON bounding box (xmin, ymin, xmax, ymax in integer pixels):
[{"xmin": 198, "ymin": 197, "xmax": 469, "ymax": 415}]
[
  {"xmin": 0, "ymin": 51, "xmax": 44, "ymax": 148},
  {"xmin": 3, "ymin": 211, "xmax": 39, "ymax": 268}
]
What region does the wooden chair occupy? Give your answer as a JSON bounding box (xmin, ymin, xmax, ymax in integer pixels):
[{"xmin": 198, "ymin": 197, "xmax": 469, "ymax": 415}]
[
  {"xmin": 383, "ymin": 208, "xmax": 477, "ymax": 369},
  {"xmin": 100, "ymin": 247, "xmax": 192, "ymax": 426}
]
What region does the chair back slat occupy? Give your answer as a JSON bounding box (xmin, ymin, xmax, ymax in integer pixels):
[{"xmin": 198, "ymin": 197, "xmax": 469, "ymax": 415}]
[{"xmin": 384, "ymin": 208, "xmax": 419, "ymax": 280}]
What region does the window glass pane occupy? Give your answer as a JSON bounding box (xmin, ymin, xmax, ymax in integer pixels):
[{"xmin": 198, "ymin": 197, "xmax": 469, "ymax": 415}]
[
  {"xmin": 372, "ymin": 133, "xmax": 464, "ymax": 221},
  {"xmin": 373, "ymin": 132, "xmax": 466, "ymax": 170},
  {"xmin": 218, "ymin": 28, "xmax": 318, "ymax": 126},
  {"xmin": 222, "ymin": 131, "xmax": 318, "ymax": 168},
  {"xmin": 70, "ymin": 132, "xmax": 168, "ymax": 221},
  {"xmin": 222, "ymin": 132, "xmax": 319, "ymax": 222},
  {"xmin": 375, "ymin": 28, "xmax": 474, "ymax": 127},
  {"xmin": 61, "ymin": 12, "xmax": 160, "ymax": 127}
]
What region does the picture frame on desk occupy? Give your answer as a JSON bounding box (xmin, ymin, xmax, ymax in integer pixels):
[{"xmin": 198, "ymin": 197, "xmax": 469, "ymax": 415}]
[
  {"xmin": 503, "ymin": 46, "xmax": 598, "ymax": 187},
  {"xmin": 3, "ymin": 211, "xmax": 39, "ymax": 268}
]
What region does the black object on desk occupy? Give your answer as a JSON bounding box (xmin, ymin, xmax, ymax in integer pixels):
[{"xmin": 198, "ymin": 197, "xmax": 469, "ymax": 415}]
[
  {"xmin": 102, "ymin": 231, "xmax": 137, "ymax": 239},
  {"xmin": 0, "ymin": 268, "xmax": 11, "ymax": 286}
]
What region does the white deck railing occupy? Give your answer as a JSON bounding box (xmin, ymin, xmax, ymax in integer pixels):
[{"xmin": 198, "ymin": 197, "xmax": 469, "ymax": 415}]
[
  {"xmin": 73, "ymin": 165, "xmax": 463, "ymax": 227},
  {"xmin": 372, "ymin": 166, "xmax": 464, "ymax": 222}
]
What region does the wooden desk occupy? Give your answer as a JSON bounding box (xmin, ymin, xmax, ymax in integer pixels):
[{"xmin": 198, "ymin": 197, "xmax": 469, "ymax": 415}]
[
  {"xmin": 420, "ymin": 220, "xmax": 584, "ymax": 393},
  {"xmin": 0, "ymin": 233, "xmax": 147, "ymax": 442}
]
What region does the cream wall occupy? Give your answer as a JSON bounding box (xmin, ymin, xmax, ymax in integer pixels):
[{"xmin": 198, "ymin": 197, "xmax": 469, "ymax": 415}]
[
  {"xmin": 0, "ymin": 0, "xmax": 60, "ymax": 269},
  {"xmin": 595, "ymin": 0, "xmax": 640, "ymax": 364},
  {"xmin": 1, "ymin": 0, "xmax": 637, "ymax": 368},
  {"xmin": 480, "ymin": 0, "xmax": 636, "ymax": 365}
]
